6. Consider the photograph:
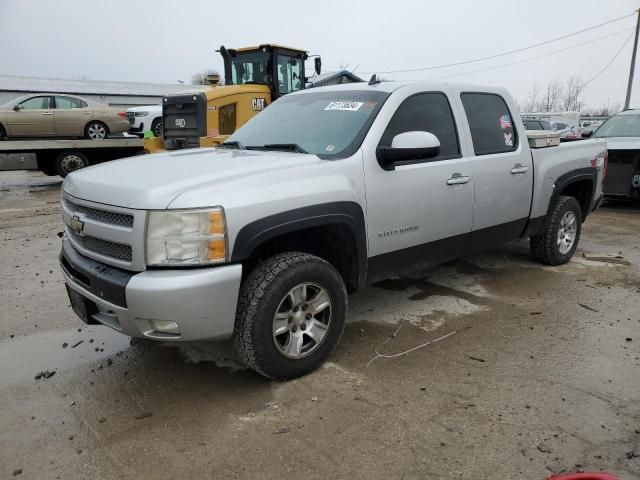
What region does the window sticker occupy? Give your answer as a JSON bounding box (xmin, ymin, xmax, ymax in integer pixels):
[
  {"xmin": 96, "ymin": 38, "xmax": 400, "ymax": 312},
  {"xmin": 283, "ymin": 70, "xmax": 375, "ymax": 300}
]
[
  {"xmin": 324, "ymin": 101, "xmax": 364, "ymax": 111},
  {"xmin": 504, "ymin": 132, "xmax": 514, "ymax": 147},
  {"xmin": 499, "ymin": 114, "xmax": 512, "ymax": 129},
  {"xmin": 325, "ymin": 144, "xmax": 335, "ymax": 152}
]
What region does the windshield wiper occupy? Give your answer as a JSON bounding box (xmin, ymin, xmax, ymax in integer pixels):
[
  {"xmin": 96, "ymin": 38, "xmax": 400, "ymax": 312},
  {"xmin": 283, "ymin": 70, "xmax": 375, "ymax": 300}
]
[
  {"xmin": 220, "ymin": 141, "xmax": 244, "ymax": 149},
  {"xmin": 259, "ymin": 143, "xmax": 308, "ymax": 154}
]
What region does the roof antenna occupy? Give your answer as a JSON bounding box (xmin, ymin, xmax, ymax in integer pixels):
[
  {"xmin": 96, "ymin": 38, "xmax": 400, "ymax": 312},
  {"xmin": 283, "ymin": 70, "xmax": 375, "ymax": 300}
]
[{"xmin": 368, "ymin": 74, "xmax": 381, "ymax": 85}]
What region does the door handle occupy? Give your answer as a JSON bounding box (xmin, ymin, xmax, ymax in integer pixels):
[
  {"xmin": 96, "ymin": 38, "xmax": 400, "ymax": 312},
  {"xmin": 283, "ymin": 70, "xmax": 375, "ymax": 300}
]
[
  {"xmin": 446, "ymin": 173, "xmax": 471, "ymax": 185},
  {"xmin": 82, "ymin": 111, "xmax": 91, "ymax": 115},
  {"xmin": 41, "ymin": 112, "xmax": 53, "ymax": 116},
  {"xmin": 511, "ymin": 164, "xmax": 529, "ymax": 174}
]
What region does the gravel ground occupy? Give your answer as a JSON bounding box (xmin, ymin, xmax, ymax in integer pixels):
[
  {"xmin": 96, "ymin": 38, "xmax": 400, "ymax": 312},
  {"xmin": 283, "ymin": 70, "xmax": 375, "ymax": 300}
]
[{"xmin": 1, "ymin": 170, "xmax": 639, "ymax": 479}]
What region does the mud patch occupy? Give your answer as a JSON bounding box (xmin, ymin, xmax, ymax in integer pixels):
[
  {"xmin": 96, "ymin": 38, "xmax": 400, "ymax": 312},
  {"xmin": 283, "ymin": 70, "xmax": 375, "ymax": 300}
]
[
  {"xmin": 0, "ymin": 326, "xmax": 130, "ymax": 385},
  {"xmin": 172, "ymin": 341, "xmax": 246, "ymax": 371}
]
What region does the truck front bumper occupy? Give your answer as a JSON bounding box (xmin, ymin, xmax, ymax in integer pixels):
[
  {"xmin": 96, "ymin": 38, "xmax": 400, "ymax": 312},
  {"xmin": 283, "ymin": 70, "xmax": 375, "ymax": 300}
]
[{"xmin": 60, "ymin": 238, "xmax": 242, "ymax": 342}]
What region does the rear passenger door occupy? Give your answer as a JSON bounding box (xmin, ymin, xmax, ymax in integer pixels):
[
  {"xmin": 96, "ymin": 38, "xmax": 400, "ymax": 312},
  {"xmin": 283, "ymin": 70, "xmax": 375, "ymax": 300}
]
[
  {"xmin": 54, "ymin": 96, "xmax": 91, "ymax": 136},
  {"xmin": 459, "ymin": 92, "xmax": 533, "ymax": 247},
  {"xmin": 364, "ymin": 89, "xmax": 474, "ymax": 279}
]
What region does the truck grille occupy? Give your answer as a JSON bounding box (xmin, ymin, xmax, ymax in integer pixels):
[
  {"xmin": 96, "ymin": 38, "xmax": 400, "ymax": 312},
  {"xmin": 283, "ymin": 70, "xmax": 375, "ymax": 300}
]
[
  {"xmin": 125, "ymin": 112, "xmax": 135, "ymax": 125},
  {"xmin": 63, "ymin": 198, "xmax": 134, "ymax": 227},
  {"xmin": 68, "ymin": 230, "xmax": 133, "ymax": 262}
]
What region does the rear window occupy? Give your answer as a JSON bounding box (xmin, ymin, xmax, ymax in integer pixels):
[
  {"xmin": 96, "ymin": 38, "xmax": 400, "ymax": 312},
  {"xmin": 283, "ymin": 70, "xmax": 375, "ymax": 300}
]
[{"xmin": 461, "ymin": 93, "xmax": 517, "ymax": 155}]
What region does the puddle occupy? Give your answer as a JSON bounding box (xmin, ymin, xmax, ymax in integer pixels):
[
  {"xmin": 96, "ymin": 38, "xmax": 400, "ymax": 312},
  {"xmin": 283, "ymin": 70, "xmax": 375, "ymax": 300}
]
[{"xmin": 0, "ymin": 326, "xmax": 130, "ymax": 385}]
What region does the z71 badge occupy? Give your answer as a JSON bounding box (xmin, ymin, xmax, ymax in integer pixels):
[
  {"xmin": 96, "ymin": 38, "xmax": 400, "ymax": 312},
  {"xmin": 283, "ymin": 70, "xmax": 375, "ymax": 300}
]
[{"xmin": 251, "ymin": 98, "xmax": 266, "ymax": 111}]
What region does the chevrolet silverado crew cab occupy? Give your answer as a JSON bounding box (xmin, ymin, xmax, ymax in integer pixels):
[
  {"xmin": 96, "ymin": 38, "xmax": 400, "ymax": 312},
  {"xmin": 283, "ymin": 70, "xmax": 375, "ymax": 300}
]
[{"xmin": 59, "ymin": 81, "xmax": 607, "ymax": 379}]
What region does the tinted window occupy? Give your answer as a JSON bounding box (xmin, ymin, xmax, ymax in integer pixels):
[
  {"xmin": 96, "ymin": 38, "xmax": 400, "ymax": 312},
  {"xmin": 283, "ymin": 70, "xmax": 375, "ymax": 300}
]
[
  {"xmin": 277, "ymin": 55, "xmax": 302, "ymax": 94},
  {"xmin": 523, "ymin": 120, "xmax": 541, "ymax": 130},
  {"xmin": 540, "ymin": 120, "xmax": 552, "ymax": 130},
  {"xmin": 553, "ymin": 122, "xmax": 568, "ymax": 130},
  {"xmin": 461, "ymin": 93, "xmax": 517, "ymax": 155},
  {"xmin": 19, "ymin": 96, "xmax": 50, "ymax": 109},
  {"xmin": 380, "ymin": 92, "xmax": 460, "ymax": 159},
  {"xmin": 55, "ymin": 96, "xmax": 86, "ymax": 109}
]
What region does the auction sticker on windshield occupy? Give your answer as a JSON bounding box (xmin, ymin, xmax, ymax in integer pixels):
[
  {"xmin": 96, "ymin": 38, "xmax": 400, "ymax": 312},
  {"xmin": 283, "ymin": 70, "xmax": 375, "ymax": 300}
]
[{"xmin": 324, "ymin": 101, "xmax": 364, "ymax": 111}]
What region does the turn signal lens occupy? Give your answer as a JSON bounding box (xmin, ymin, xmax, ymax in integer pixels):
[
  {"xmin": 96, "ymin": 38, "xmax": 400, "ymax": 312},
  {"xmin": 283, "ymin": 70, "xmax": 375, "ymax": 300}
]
[
  {"xmin": 208, "ymin": 239, "xmax": 226, "ymax": 261},
  {"xmin": 209, "ymin": 211, "xmax": 225, "ymax": 234}
]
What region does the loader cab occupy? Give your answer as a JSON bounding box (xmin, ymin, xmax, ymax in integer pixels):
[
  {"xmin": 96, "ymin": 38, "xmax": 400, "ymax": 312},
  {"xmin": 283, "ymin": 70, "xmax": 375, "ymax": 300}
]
[
  {"xmin": 221, "ymin": 44, "xmax": 317, "ymax": 100},
  {"xmin": 156, "ymin": 44, "xmax": 320, "ymax": 152}
]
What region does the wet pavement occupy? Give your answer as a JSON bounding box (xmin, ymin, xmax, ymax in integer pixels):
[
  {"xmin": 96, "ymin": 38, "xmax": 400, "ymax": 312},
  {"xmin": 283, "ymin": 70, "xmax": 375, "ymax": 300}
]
[{"xmin": 1, "ymin": 170, "xmax": 639, "ymax": 479}]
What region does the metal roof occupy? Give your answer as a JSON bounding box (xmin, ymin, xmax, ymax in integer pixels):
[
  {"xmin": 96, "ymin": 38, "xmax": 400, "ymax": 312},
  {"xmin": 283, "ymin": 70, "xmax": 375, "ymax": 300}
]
[
  {"xmin": 0, "ymin": 75, "xmax": 193, "ymax": 97},
  {"xmin": 308, "ymin": 70, "xmax": 363, "ymax": 86}
]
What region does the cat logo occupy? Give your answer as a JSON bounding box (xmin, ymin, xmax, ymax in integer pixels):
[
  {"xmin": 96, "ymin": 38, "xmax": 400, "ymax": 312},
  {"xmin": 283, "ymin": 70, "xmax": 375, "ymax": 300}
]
[
  {"xmin": 251, "ymin": 98, "xmax": 266, "ymax": 111},
  {"xmin": 70, "ymin": 215, "xmax": 85, "ymax": 235},
  {"xmin": 175, "ymin": 118, "xmax": 186, "ymax": 128}
]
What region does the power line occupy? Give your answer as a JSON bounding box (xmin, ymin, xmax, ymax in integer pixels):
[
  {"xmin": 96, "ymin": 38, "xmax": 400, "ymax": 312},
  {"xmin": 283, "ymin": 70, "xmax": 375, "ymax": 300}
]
[
  {"xmin": 361, "ymin": 11, "xmax": 636, "ymax": 74},
  {"xmin": 420, "ymin": 28, "xmax": 634, "ymax": 81},
  {"xmin": 581, "ymin": 34, "xmax": 634, "ymax": 87}
]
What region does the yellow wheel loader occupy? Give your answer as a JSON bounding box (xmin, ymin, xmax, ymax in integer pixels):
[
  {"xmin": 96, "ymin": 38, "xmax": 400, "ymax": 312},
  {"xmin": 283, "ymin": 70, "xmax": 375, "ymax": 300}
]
[{"xmin": 144, "ymin": 44, "xmax": 321, "ymax": 153}]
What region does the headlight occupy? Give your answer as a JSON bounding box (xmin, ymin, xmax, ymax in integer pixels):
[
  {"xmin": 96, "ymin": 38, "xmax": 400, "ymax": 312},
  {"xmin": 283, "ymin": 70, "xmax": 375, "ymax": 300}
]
[
  {"xmin": 145, "ymin": 208, "xmax": 227, "ymax": 266},
  {"xmin": 134, "ymin": 111, "xmax": 149, "ymax": 117}
]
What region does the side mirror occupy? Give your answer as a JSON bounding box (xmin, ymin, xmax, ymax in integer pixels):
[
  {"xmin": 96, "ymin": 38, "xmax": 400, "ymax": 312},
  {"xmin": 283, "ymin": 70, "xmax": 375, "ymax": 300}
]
[
  {"xmin": 376, "ymin": 131, "xmax": 441, "ymax": 170},
  {"xmin": 13, "ymin": 104, "xmax": 21, "ymax": 111},
  {"xmin": 581, "ymin": 129, "xmax": 594, "ymax": 138},
  {"xmin": 314, "ymin": 57, "xmax": 322, "ymax": 75}
]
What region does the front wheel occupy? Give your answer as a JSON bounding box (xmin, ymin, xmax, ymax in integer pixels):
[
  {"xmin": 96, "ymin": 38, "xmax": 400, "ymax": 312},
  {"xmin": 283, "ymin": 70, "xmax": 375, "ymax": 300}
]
[
  {"xmin": 233, "ymin": 252, "xmax": 348, "ymax": 380},
  {"xmin": 150, "ymin": 117, "xmax": 163, "ymax": 138},
  {"xmin": 530, "ymin": 195, "xmax": 582, "ymax": 265}
]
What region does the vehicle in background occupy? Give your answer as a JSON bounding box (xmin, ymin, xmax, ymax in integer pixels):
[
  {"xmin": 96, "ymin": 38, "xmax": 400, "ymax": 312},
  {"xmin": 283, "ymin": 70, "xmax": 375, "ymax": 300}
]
[
  {"xmin": 581, "ymin": 120, "xmax": 602, "ymax": 129},
  {"xmin": 523, "ymin": 119, "xmax": 553, "ymax": 130},
  {"xmin": 145, "ymin": 44, "xmax": 322, "ymax": 153},
  {"xmin": 583, "ymin": 109, "xmax": 640, "ymax": 199},
  {"xmin": 59, "ymin": 81, "xmax": 606, "ymax": 379},
  {"xmin": 126, "ymin": 105, "xmax": 162, "ymax": 138},
  {"xmin": 0, "ymin": 94, "xmax": 130, "ymax": 140}
]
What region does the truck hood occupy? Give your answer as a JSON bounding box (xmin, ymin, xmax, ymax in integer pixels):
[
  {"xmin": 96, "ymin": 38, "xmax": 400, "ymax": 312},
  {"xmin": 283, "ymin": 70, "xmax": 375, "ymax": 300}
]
[
  {"xmin": 598, "ymin": 136, "xmax": 640, "ymax": 150},
  {"xmin": 63, "ymin": 148, "xmax": 324, "ymax": 209}
]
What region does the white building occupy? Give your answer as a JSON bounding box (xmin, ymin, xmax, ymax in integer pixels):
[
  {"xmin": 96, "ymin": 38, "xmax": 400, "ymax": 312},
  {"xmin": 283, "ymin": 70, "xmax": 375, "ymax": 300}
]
[{"xmin": 0, "ymin": 75, "xmax": 194, "ymax": 108}]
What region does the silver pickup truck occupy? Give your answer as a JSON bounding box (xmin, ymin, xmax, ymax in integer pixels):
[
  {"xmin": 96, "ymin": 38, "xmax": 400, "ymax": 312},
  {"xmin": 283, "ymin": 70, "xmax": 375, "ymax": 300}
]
[{"xmin": 59, "ymin": 81, "xmax": 607, "ymax": 379}]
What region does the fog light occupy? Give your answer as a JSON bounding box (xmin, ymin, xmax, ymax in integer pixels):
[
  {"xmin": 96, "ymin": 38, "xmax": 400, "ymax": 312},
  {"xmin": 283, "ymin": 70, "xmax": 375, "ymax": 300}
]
[{"xmin": 149, "ymin": 319, "xmax": 180, "ymax": 335}]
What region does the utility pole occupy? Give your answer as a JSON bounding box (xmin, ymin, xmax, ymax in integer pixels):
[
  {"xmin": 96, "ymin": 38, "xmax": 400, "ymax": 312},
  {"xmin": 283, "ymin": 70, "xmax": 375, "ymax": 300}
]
[{"xmin": 624, "ymin": 9, "xmax": 640, "ymax": 110}]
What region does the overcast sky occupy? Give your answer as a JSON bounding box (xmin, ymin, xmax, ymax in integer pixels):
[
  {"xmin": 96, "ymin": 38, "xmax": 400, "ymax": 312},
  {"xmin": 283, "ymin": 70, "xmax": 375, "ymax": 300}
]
[{"xmin": 1, "ymin": 0, "xmax": 639, "ymax": 109}]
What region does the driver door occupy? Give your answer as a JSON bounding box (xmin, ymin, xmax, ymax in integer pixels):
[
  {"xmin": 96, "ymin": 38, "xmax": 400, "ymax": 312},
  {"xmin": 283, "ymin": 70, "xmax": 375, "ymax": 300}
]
[
  {"xmin": 5, "ymin": 96, "xmax": 55, "ymax": 136},
  {"xmin": 364, "ymin": 89, "xmax": 474, "ymax": 280}
]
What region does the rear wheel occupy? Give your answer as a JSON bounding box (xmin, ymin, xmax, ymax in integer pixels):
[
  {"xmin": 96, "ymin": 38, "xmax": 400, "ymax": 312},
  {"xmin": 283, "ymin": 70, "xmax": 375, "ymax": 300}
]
[
  {"xmin": 85, "ymin": 121, "xmax": 109, "ymax": 140},
  {"xmin": 530, "ymin": 195, "xmax": 582, "ymax": 265},
  {"xmin": 55, "ymin": 151, "xmax": 89, "ymax": 177},
  {"xmin": 233, "ymin": 252, "xmax": 348, "ymax": 380},
  {"xmin": 151, "ymin": 118, "xmax": 163, "ymax": 138}
]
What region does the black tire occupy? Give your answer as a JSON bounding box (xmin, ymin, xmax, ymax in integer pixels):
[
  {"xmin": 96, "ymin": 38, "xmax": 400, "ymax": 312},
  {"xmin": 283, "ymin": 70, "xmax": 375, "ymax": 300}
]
[
  {"xmin": 530, "ymin": 195, "xmax": 582, "ymax": 265},
  {"xmin": 233, "ymin": 252, "xmax": 348, "ymax": 380},
  {"xmin": 150, "ymin": 117, "xmax": 163, "ymax": 138},
  {"xmin": 55, "ymin": 151, "xmax": 89, "ymax": 178},
  {"xmin": 84, "ymin": 121, "xmax": 109, "ymax": 140}
]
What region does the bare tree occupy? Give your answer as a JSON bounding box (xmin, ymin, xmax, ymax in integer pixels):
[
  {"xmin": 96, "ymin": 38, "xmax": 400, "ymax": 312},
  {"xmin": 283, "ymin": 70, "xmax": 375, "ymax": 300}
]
[
  {"xmin": 522, "ymin": 84, "xmax": 541, "ymax": 113},
  {"xmin": 561, "ymin": 76, "xmax": 583, "ymax": 112},
  {"xmin": 191, "ymin": 69, "xmax": 223, "ymax": 85}
]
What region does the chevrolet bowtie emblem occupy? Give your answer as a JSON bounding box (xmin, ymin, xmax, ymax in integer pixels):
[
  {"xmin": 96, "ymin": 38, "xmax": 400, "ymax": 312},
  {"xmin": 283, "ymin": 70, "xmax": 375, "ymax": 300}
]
[{"xmin": 70, "ymin": 215, "xmax": 85, "ymax": 234}]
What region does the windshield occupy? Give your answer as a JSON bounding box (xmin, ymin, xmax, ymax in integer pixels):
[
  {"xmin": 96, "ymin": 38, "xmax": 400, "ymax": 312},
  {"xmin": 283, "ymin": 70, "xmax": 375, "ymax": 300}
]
[
  {"xmin": 230, "ymin": 51, "xmax": 270, "ymax": 85},
  {"xmin": 594, "ymin": 114, "xmax": 640, "ymax": 138},
  {"xmin": 226, "ymin": 90, "xmax": 389, "ymax": 158}
]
